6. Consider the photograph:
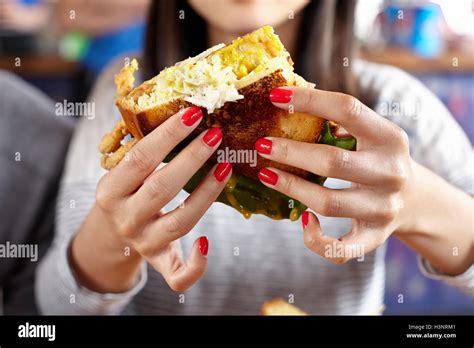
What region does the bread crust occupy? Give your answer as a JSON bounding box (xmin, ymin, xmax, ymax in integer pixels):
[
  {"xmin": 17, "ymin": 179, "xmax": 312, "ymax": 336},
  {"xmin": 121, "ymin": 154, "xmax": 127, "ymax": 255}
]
[{"xmin": 116, "ymin": 69, "xmax": 325, "ymax": 180}]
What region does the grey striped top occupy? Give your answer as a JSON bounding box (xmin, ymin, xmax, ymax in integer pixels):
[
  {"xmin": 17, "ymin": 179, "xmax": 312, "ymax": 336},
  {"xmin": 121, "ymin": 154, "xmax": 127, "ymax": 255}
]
[{"xmin": 35, "ymin": 59, "xmax": 474, "ymax": 315}]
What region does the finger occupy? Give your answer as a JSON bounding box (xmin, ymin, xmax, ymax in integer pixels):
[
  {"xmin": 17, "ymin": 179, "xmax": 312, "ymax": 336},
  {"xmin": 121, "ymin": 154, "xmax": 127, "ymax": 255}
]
[
  {"xmin": 258, "ymin": 167, "xmax": 396, "ymax": 219},
  {"xmin": 139, "ymin": 162, "xmax": 232, "ymax": 248},
  {"xmin": 256, "ymin": 137, "xmax": 399, "ymax": 186},
  {"xmin": 101, "ymin": 106, "xmax": 203, "ymax": 198},
  {"xmin": 149, "ymin": 237, "xmax": 209, "ymax": 292},
  {"xmin": 302, "ymin": 211, "xmax": 380, "ymax": 264},
  {"xmin": 129, "ymin": 128, "xmax": 224, "ymax": 223},
  {"xmin": 270, "ymin": 87, "xmax": 397, "ymax": 142},
  {"xmin": 302, "ymin": 211, "xmax": 349, "ymax": 264}
]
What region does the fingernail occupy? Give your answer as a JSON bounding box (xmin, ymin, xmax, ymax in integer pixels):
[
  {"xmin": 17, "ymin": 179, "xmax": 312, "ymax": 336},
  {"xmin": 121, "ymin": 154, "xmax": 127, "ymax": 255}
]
[
  {"xmin": 203, "ymin": 127, "xmax": 222, "ymax": 147},
  {"xmin": 198, "ymin": 236, "xmax": 208, "ymax": 256},
  {"xmin": 181, "ymin": 106, "xmax": 202, "ymax": 126},
  {"xmin": 258, "ymin": 168, "xmax": 278, "ymax": 186},
  {"xmin": 255, "ymin": 138, "xmax": 272, "ymax": 155},
  {"xmin": 269, "ymin": 88, "xmax": 292, "ymax": 103},
  {"xmin": 214, "ymin": 162, "xmax": 232, "ymax": 182},
  {"xmin": 302, "ymin": 210, "xmax": 309, "ymax": 229}
]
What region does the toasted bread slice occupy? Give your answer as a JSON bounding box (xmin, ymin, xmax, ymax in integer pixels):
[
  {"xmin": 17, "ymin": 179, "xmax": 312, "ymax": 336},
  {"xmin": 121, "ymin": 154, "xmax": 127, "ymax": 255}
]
[
  {"xmin": 100, "ymin": 26, "xmax": 325, "ymax": 174},
  {"xmin": 261, "ymin": 298, "xmax": 308, "ymax": 316},
  {"xmin": 116, "ymin": 68, "xmax": 324, "ymax": 179}
]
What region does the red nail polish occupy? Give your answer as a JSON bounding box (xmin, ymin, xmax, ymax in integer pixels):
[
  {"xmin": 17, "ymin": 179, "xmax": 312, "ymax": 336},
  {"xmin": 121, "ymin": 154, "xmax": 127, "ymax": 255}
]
[
  {"xmin": 203, "ymin": 128, "xmax": 222, "ymax": 147},
  {"xmin": 269, "ymin": 88, "xmax": 292, "ymax": 103},
  {"xmin": 302, "ymin": 211, "xmax": 309, "ymax": 229},
  {"xmin": 214, "ymin": 162, "xmax": 232, "ymax": 182},
  {"xmin": 255, "ymin": 138, "xmax": 272, "ymax": 155},
  {"xmin": 181, "ymin": 106, "xmax": 202, "ymax": 126},
  {"xmin": 258, "ymin": 168, "xmax": 278, "ymax": 186},
  {"xmin": 198, "ymin": 236, "xmax": 208, "ymax": 256}
]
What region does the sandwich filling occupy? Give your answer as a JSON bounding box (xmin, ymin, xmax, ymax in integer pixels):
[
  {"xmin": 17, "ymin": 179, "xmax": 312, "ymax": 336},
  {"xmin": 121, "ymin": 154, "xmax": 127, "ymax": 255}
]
[{"xmin": 132, "ymin": 25, "xmax": 292, "ymax": 113}]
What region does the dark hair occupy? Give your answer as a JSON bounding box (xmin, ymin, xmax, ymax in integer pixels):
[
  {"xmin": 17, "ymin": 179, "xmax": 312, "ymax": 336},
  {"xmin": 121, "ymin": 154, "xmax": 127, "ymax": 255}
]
[{"xmin": 143, "ymin": 0, "xmax": 361, "ymax": 100}]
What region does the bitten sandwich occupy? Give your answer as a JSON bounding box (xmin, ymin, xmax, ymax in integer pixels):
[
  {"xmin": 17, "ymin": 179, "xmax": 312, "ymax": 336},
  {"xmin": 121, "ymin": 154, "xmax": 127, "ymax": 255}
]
[{"xmin": 99, "ymin": 26, "xmax": 355, "ymax": 221}]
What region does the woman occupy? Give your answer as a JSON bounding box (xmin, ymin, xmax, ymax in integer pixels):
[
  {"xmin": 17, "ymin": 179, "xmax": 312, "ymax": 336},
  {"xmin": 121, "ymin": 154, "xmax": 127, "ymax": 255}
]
[{"xmin": 36, "ymin": 0, "xmax": 473, "ymax": 315}]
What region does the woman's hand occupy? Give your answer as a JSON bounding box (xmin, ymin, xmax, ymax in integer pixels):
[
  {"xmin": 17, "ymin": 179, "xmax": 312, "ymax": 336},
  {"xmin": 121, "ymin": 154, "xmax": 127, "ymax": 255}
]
[
  {"xmin": 71, "ymin": 106, "xmax": 232, "ymax": 293},
  {"xmin": 255, "ymin": 87, "xmax": 417, "ymax": 264}
]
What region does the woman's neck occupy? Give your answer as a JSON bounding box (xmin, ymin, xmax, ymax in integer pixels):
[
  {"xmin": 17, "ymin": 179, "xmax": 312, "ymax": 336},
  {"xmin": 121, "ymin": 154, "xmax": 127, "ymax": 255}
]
[{"xmin": 207, "ymin": 16, "xmax": 302, "ymax": 58}]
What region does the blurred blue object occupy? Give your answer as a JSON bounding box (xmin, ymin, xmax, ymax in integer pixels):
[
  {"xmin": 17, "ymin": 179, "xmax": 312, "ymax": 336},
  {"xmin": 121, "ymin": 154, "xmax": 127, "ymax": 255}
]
[
  {"xmin": 81, "ymin": 21, "xmax": 145, "ymax": 74},
  {"xmin": 384, "ymin": 70, "xmax": 474, "ymax": 314},
  {"xmin": 19, "ymin": 0, "xmax": 41, "ymax": 5},
  {"xmin": 383, "ymin": 2, "xmax": 443, "ymax": 58}
]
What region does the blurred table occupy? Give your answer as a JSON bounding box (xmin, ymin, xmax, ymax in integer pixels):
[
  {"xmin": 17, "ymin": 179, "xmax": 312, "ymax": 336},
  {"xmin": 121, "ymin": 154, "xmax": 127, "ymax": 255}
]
[
  {"xmin": 360, "ymin": 47, "xmax": 474, "ymax": 73},
  {"xmin": 0, "ymin": 55, "xmax": 84, "ymax": 102},
  {"xmin": 0, "ymin": 55, "xmax": 78, "ymax": 75}
]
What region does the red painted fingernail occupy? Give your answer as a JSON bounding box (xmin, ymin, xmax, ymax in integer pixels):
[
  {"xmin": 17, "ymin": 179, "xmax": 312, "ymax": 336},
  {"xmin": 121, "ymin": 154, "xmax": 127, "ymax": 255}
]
[
  {"xmin": 203, "ymin": 127, "xmax": 222, "ymax": 147},
  {"xmin": 258, "ymin": 168, "xmax": 278, "ymax": 186},
  {"xmin": 255, "ymin": 138, "xmax": 272, "ymax": 155},
  {"xmin": 302, "ymin": 211, "xmax": 309, "ymax": 229},
  {"xmin": 214, "ymin": 162, "xmax": 232, "ymax": 182},
  {"xmin": 269, "ymin": 88, "xmax": 292, "ymax": 103},
  {"xmin": 198, "ymin": 236, "xmax": 208, "ymax": 256},
  {"xmin": 181, "ymin": 106, "xmax": 202, "ymax": 126}
]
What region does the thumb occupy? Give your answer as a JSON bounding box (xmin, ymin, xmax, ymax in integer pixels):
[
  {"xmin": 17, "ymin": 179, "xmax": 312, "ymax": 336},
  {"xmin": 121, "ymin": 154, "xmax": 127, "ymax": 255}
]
[{"xmin": 160, "ymin": 236, "xmax": 209, "ymax": 292}]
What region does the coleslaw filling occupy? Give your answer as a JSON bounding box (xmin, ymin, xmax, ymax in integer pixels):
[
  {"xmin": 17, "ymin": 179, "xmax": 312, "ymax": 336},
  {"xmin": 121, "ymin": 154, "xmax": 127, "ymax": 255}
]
[{"xmin": 137, "ymin": 44, "xmax": 244, "ymax": 113}]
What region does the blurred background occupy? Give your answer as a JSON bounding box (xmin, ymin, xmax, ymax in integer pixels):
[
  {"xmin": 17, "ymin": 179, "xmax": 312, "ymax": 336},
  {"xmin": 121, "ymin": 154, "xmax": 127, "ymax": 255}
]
[{"xmin": 0, "ymin": 0, "xmax": 472, "ymax": 314}]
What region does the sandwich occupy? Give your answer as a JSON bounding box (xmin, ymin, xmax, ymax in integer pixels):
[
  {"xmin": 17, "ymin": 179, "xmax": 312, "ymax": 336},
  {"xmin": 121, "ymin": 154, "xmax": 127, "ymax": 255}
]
[
  {"xmin": 99, "ymin": 26, "xmax": 355, "ymax": 221},
  {"xmin": 261, "ymin": 298, "xmax": 307, "ymax": 316}
]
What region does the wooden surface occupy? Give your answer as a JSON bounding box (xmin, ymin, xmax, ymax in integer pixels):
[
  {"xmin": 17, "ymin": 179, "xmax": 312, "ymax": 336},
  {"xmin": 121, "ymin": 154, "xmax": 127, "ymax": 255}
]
[
  {"xmin": 0, "ymin": 55, "xmax": 79, "ymax": 75},
  {"xmin": 1, "ymin": 48, "xmax": 472, "ymax": 76},
  {"xmin": 359, "ymin": 47, "xmax": 474, "ymax": 73}
]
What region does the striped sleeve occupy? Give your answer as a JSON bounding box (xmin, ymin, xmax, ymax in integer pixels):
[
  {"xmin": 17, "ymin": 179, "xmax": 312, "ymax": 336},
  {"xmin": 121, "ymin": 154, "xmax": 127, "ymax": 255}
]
[
  {"xmin": 35, "ymin": 58, "xmax": 148, "ymax": 314},
  {"xmin": 35, "ymin": 183, "xmax": 148, "ymax": 315},
  {"xmin": 418, "ymin": 258, "xmax": 474, "ymax": 297}
]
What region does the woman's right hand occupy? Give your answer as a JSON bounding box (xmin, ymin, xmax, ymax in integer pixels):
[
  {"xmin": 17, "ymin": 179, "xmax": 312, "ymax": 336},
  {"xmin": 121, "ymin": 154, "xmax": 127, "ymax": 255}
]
[{"xmin": 71, "ymin": 106, "xmax": 232, "ymax": 293}]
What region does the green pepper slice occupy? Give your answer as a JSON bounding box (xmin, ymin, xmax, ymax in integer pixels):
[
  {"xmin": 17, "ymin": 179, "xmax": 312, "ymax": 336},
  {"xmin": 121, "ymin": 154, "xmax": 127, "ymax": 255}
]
[{"xmin": 172, "ymin": 121, "xmax": 356, "ymax": 221}]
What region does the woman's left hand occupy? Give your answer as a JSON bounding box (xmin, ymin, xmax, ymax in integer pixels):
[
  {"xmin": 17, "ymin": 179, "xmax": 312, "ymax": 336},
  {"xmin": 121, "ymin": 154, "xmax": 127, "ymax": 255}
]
[{"xmin": 256, "ymin": 87, "xmax": 418, "ymax": 264}]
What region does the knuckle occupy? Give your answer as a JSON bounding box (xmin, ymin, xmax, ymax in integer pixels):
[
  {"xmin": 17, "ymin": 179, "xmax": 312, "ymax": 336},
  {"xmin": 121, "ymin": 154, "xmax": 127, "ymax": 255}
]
[
  {"xmin": 342, "ymin": 94, "xmax": 362, "ymax": 119},
  {"xmin": 277, "ymin": 140, "xmax": 290, "ymax": 162},
  {"xmin": 117, "ymin": 218, "xmax": 137, "ymax": 239},
  {"xmin": 303, "ymin": 233, "xmax": 316, "ymax": 251},
  {"xmin": 392, "ymin": 126, "xmax": 410, "ymax": 151},
  {"xmin": 164, "ymin": 214, "xmax": 190, "ymax": 237},
  {"xmin": 381, "ymin": 196, "xmax": 402, "ymax": 221},
  {"xmin": 187, "ymin": 143, "xmax": 210, "ymax": 163},
  {"xmin": 319, "ymin": 193, "xmax": 341, "ymax": 217},
  {"xmin": 161, "ymin": 122, "xmax": 181, "ymax": 144},
  {"xmin": 323, "ymin": 148, "xmax": 350, "ymax": 176},
  {"xmin": 136, "ymin": 240, "xmax": 158, "ymax": 259},
  {"xmin": 128, "ymin": 145, "xmax": 153, "ymax": 172},
  {"xmin": 388, "ymin": 160, "xmax": 408, "ymax": 190},
  {"xmin": 147, "ymin": 174, "xmax": 175, "ymax": 199},
  {"xmin": 95, "ymin": 182, "xmax": 113, "ymax": 209},
  {"xmin": 302, "ymin": 88, "xmax": 317, "ymax": 109},
  {"xmin": 282, "ymin": 174, "xmax": 296, "ymax": 193}
]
